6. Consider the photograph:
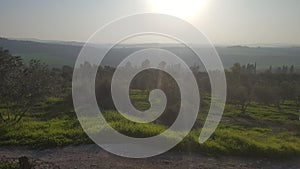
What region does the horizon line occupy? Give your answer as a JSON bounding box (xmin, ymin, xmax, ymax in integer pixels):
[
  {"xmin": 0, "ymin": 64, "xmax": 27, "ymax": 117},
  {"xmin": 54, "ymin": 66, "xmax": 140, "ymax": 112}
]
[{"xmin": 1, "ymin": 36, "xmax": 300, "ymax": 48}]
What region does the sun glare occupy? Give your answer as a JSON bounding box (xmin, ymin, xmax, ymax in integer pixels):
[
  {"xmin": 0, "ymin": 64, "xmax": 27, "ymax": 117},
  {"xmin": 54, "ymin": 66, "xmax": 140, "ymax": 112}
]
[{"xmin": 149, "ymin": 0, "xmax": 207, "ymax": 20}]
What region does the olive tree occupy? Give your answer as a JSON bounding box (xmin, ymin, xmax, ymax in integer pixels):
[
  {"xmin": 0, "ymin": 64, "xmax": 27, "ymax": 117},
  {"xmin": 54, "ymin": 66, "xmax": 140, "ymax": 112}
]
[{"xmin": 0, "ymin": 49, "xmax": 54, "ymax": 123}]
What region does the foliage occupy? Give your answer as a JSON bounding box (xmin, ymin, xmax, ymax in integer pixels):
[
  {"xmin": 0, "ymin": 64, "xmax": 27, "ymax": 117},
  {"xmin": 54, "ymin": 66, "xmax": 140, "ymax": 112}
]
[
  {"xmin": 0, "ymin": 49, "xmax": 67, "ymax": 124},
  {"xmin": 1, "ymin": 93, "xmax": 300, "ymax": 158},
  {"xmin": 0, "ymin": 161, "xmax": 19, "ymax": 169},
  {"xmin": 2, "ymin": 49, "xmax": 300, "ymax": 158}
]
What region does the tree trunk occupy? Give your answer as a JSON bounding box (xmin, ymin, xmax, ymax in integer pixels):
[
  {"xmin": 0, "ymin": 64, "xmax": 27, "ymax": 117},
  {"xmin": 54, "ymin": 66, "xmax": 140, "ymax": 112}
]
[
  {"xmin": 19, "ymin": 156, "xmax": 31, "ymax": 169},
  {"xmin": 241, "ymin": 103, "xmax": 247, "ymax": 114}
]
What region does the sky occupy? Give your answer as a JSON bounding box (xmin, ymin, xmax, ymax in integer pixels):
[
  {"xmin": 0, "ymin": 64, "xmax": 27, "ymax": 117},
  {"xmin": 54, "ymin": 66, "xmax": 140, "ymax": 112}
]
[{"xmin": 0, "ymin": 0, "xmax": 299, "ymax": 45}]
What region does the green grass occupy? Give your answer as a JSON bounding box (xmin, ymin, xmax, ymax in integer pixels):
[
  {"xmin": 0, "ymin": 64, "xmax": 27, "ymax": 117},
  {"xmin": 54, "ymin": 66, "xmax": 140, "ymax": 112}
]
[
  {"xmin": 0, "ymin": 161, "xmax": 19, "ymax": 169},
  {"xmin": 129, "ymin": 90, "xmax": 150, "ymax": 111},
  {"xmin": 0, "ymin": 118, "xmax": 90, "ymax": 148},
  {"xmin": 1, "ymin": 90, "xmax": 300, "ymax": 158}
]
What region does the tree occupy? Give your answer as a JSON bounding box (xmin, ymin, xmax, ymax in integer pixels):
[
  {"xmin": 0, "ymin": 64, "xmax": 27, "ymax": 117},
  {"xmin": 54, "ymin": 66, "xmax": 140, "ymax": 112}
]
[
  {"xmin": 290, "ymin": 65, "xmax": 295, "ymax": 74},
  {"xmin": 253, "ymin": 84, "xmax": 281, "ymax": 108},
  {"xmin": 279, "ymin": 81, "xmax": 296, "ymax": 104},
  {"xmin": 0, "ymin": 49, "xmax": 54, "ymax": 123},
  {"xmin": 230, "ymin": 63, "xmax": 241, "ymax": 77},
  {"xmin": 227, "ymin": 84, "xmax": 251, "ymax": 113},
  {"xmin": 294, "ymin": 84, "xmax": 300, "ymax": 109},
  {"xmin": 227, "ymin": 63, "xmax": 255, "ymax": 113},
  {"xmin": 95, "ymin": 77, "xmax": 115, "ymax": 110}
]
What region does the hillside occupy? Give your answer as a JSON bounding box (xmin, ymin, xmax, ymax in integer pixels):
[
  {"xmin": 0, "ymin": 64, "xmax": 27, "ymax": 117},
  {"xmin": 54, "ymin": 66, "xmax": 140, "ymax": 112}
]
[{"xmin": 0, "ymin": 37, "xmax": 300, "ymax": 71}]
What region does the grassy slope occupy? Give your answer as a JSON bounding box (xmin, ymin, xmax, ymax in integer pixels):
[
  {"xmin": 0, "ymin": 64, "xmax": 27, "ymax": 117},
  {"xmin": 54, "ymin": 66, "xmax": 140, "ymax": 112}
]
[
  {"xmin": 17, "ymin": 53, "xmax": 75, "ymax": 67},
  {"xmin": 1, "ymin": 91, "xmax": 300, "ymax": 158}
]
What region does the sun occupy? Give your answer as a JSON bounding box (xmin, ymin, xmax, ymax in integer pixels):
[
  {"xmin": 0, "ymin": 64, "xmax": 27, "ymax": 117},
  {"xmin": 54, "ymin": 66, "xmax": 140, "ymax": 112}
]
[{"xmin": 149, "ymin": 0, "xmax": 207, "ymax": 20}]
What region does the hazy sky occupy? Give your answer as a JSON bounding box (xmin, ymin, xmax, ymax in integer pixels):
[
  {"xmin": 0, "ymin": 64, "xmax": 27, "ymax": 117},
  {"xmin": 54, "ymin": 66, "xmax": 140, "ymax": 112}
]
[{"xmin": 0, "ymin": 0, "xmax": 299, "ymax": 45}]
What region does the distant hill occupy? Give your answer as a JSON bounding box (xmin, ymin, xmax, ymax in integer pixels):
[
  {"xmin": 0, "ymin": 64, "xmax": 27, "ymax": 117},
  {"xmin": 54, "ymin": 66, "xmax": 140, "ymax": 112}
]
[
  {"xmin": 0, "ymin": 37, "xmax": 81, "ymax": 67},
  {"xmin": 1, "ymin": 37, "xmax": 300, "ymax": 71}
]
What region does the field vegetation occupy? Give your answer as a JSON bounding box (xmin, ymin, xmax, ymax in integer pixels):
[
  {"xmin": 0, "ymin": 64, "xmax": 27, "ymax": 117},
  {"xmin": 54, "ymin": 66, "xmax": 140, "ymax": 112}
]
[{"xmin": 1, "ymin": 48, "xmax": 300, "ymax": 158}]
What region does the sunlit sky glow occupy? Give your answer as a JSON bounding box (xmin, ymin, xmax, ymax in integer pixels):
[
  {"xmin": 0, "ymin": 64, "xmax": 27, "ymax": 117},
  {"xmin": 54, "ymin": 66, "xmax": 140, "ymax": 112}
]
[
  {"xmin": 148, "ymin": 0, "xmax": 208, "ymax": 21},
  {"xmin": 0, "ymin": 0, "xmax": 299, "ymax": 45}
]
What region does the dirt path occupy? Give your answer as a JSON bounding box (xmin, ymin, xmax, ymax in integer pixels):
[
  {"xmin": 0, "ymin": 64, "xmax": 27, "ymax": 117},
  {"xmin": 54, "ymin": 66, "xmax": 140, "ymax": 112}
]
[{"xmin": 1, "ymin": 144, "xmax": 300, "ymax": 169}]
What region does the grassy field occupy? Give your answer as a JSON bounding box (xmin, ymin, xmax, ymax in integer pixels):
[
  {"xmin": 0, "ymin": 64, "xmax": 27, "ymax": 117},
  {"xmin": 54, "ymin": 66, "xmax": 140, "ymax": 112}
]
[
  {"xmin": 16, "ymin": 53, "xmax": 75, "ymax": 67},
  {"xmin": 1, "ymin": 91, "xmax": 300, "ymax": 158}
]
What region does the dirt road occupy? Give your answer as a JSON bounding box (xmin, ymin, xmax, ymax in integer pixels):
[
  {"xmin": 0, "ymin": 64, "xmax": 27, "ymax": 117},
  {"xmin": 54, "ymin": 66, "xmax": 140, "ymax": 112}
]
[{"xmin": 1, "ymin": 144, "xmax": 300, "ymax": 169}]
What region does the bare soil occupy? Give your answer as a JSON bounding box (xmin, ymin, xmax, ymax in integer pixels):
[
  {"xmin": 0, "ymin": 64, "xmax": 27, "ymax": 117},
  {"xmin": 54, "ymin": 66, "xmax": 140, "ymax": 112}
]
[{"xmin": 1, "ymin": 144, "xmax": 300, "ymax": 169}]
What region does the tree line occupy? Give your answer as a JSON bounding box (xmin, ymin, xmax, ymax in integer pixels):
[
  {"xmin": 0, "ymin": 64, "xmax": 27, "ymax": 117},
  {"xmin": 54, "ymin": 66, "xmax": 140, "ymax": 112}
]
[{"xmin": 226, "ymin": 63, "xmax": 300, "ymax": 113}]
